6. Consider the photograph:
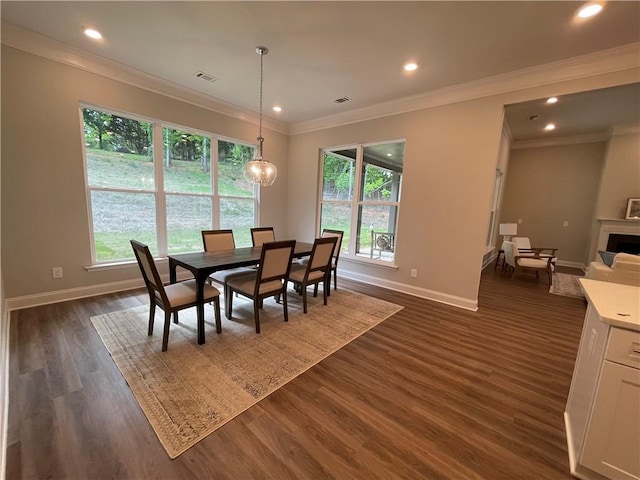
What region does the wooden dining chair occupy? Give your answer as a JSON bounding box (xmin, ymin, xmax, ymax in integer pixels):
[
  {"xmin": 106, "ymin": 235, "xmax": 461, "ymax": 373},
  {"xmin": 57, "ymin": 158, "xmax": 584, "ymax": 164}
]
[
  {"xmin": 225, "ymin": 240, "xmax": 296, "ymax": 333},
  {"xmin": 296, "ymin": 229, "xmax": 344, "ymax": 295},
  {"xmin": 130, "ymin": 240, "xmax": 222, "ymax": 352},
  {"xmin": 250, "ymin": 227, "xmax": 276, "ymax": 246},
  {"xmin": 288, "ymin": 236, "xmax": 337, "ymax": 313},
  {"xmin": 201, "ymin": 229, "xmax": 255, "ymax": 294},
  {"xmin": 320, "ymin": 228, "xmax": 343, "ymax": 293}
]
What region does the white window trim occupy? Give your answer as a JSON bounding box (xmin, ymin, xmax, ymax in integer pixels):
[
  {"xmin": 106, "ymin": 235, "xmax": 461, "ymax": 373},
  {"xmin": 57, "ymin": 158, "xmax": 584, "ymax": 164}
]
[
  {"xmin": 318, "ymin": 140, "xmax": 404, "ymax": 266},
  {"xmin": 81, "ymin": 103, "xmax": 259, "ymax": 265}
]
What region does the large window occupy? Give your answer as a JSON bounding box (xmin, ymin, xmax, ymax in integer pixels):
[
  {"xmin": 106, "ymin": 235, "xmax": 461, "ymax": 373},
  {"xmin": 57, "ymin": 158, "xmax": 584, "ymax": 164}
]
[
  {"xmin": 83, "ymin": 106, "xmax": 256, "ymax": 263},
  {"xmin": 319, "ymin": 140, "xmax": 404, "ymax": 264},
  {"xmin": 485, "ymin": 168, "xmax": 504, "ymax": 250}
]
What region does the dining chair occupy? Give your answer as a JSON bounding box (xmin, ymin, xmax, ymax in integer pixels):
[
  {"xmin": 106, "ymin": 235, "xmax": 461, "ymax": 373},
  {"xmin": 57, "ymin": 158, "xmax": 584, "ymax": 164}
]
[
  {"xmin": 296, "ymin": 229, "xmax": 344, "ymax": 295},
  {"xmin": 320, "ymin": 229, "xmax": 343, "ymax": 293},
  {"xmin": 225, "ymin": 240, "xmax": 296, "ymax": 333},
  {"xmin": 201, "ymin": 229, "xmax": 255, "ymax": 294},
  {"xmin": 288, "ymin": 236, "xmax": 338, "ymax": 313},
  {"xmin": 250, "ymin": 227, "xmax": 276, "ymax": 246},
  {"xmin": 130, "ymin": 240, "xmax": 222, "ymax": 352}
]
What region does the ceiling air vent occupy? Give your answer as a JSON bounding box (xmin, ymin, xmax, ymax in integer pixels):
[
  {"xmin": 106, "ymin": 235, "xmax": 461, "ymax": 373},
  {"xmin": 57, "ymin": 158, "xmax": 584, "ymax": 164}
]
[
  {"xmin": 333, "ymin": 96, "xmax": 351, "ymax": 104},
  {"xmin": 194, "ymin": 71, "xmax": 218, "ymax": 83}
]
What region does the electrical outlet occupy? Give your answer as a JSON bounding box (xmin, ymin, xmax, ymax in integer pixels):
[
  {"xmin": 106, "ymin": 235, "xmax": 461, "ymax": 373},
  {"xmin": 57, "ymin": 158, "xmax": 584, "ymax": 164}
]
[
  {"xmin": 52, "ymin": 267, "xmax": 63, "ymax": 279},
  {"xmin": 517, "ymin": 219, "xmax": 523, "ymax": 224},
  {"xmin": 563, "ymin": 221, "xmax": 569, "ymax": 227},
  {"xmin": 410, "ymin": 269, "xmax": 418, "ymax": 278}
]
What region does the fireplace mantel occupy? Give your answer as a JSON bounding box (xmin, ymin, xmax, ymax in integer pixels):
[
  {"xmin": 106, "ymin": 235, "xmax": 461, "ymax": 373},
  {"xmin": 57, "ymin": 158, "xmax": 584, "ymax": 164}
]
[{"xmin": 592, "ymin": 218, "xmax": 640, "ymax": 260}]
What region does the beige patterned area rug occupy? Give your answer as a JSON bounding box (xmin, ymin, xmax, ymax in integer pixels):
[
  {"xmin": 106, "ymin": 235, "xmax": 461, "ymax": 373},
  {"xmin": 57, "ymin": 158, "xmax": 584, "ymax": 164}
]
[
  {"xmin": 91, "ymin": 288, "xmax": 402, "ymax": 459},
  {"xmin": 549, "ymin": 272, "xmax": 585, "ymax": 299}
]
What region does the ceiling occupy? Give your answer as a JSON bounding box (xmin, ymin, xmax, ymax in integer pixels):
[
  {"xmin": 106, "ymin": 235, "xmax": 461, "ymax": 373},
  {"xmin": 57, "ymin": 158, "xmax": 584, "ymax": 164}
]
[
  {"xmin": 505, "ymin": 82, "xmax": 640, "ymax": 143},
  {"xmin": 2, "ymin": 1, "xmax": 640, "ymax": 138}
]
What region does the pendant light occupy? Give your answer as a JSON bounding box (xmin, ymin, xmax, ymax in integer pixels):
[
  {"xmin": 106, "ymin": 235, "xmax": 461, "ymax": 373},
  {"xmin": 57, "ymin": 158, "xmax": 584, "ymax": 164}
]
[{"xmin": 244, "ymin": 46, "xmax": 278, "ymax": 186}]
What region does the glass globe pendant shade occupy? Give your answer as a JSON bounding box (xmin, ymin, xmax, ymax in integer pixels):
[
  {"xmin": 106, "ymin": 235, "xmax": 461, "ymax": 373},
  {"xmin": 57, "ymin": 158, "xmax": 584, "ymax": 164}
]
[
  {"xmin": 244, "ymin": 45, "xmax": 278, "ymax": 187},
  {"xmin": 244, "ymin": 158, "xmax": 277, "ymax": 186}
]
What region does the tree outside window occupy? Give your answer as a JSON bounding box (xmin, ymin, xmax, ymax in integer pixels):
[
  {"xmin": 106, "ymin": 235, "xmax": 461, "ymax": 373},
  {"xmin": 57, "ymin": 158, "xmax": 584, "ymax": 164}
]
[{"xmin": 82, "ymin": 106, "xmax": 257, "ymax": 262}]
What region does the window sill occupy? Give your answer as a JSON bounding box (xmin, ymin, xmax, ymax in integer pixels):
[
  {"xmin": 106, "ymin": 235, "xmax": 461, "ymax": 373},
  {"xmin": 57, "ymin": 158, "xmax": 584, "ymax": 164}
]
[
  {"xmin": 85, "ymin": 257, "xmax": 168, "ymax": 272},
  {"xmin": 341, "ymin": 255, "xmax": 399, "ymax": 271}
]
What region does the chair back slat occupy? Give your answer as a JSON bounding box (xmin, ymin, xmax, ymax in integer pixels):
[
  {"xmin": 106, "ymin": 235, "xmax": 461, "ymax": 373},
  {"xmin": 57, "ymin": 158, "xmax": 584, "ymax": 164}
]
[
  {"xmin": 202, "ymin": 229, "xmax": 235, "ymax": 252},
  {"xmin": 251, "ymin": 227, "xmax": 276, "ymax": 246}
]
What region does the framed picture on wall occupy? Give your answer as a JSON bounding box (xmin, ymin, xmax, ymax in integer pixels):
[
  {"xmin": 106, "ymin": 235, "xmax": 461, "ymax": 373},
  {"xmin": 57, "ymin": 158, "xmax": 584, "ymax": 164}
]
[{"xmin": 625, "ymin": 198, "xmax": 640, "ymax": 219}]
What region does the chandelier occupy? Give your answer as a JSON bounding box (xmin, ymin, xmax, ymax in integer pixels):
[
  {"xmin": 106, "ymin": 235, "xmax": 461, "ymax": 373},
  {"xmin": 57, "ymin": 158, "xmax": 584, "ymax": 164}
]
[{"xmin": 244, "ymin": 46, "xmax": 278, "ymax": 186}]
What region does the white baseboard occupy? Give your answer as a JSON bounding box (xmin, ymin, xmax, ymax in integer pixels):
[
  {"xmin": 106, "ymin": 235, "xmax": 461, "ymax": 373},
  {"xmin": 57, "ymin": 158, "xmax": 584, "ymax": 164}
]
[
  {"xmin": 1, "ymin": 305, "xmax": 10, "ymax": 480},
  {"xmin": 556, "ymin": 260, "xmax": 587, "ymax": 271},
  {"xmin": 5, "ymin": 271, "xmax": 198, "ymax": 312},
  {"xmin": 6, "ymin": 278, "xmax": 145, "ymax": 311},
  {"xmin": 340, "ymin": 269, "xmax": 478, "ymax": 311}
]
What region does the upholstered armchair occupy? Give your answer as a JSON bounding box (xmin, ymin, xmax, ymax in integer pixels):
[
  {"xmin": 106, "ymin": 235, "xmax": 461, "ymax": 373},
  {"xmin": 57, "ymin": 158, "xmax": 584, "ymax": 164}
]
[{"xmin": 503, "ymin": 240, "xmax": 554, "ymax": 285}]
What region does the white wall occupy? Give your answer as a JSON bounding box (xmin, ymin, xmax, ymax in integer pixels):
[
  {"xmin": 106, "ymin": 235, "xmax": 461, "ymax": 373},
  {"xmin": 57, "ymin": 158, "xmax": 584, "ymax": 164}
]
[
  {"xmin": 500, "ymin": 142, "xmax": 606, "ymax": 267},
  {"xmin": 596, "ymin": 128, "xmax": 640, "ymax": 219}
]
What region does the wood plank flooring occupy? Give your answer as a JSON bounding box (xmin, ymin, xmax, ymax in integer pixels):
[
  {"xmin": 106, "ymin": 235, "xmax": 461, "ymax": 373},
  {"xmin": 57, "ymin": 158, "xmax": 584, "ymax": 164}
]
[{"xmin": 6, "ymin": 266, "xmax": 588, "ymax": 479}]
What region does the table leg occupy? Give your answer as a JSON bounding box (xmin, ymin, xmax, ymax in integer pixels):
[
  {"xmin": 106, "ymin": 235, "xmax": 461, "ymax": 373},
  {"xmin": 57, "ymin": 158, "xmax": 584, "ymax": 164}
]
[
  {"xmin": 169, "ymin": 259, "xmax": 179, "ymax": 323},
  {"xmin": 196, "ymin": 272, "xmax": 207, "ymax": 345}
]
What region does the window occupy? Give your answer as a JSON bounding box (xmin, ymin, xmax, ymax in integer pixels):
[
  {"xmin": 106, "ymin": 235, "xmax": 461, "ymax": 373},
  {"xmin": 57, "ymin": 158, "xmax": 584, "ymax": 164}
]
[
  {"xmin": 82, "ymin": 106, "xmax": 256, "ymax": 263},
  {"xmin": 319, "ymin": 140, "xmax": 404, "ymax": 264},
  {"xmin": 486, "ymin": 168, "xmax": 504, "ymax": 249}
]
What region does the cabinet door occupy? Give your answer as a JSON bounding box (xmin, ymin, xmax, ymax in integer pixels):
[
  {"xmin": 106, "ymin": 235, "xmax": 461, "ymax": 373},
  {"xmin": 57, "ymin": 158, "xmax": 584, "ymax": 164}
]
[{"xmin": 581, "ymin": 361, "xmax": 640, "ymax": 479}]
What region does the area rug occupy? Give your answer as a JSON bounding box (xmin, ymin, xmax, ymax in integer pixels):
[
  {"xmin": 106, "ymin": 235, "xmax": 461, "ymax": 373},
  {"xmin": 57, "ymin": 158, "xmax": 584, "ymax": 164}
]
[
  {"xmin": 91, "ymin": 288, "xmax": 402, "ymax": 458},
  {"xmin": 549, "ymin": 272, "xmax": 585, "ymax": 299}
]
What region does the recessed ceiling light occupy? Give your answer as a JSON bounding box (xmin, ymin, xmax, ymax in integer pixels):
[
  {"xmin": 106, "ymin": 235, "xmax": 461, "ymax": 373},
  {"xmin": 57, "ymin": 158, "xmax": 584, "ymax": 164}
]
[
  {"xmin": 577, "ymin": 3, "xmax": 603, "ymax": 18},
  {"xmin": 546, "ymin": 97, "xmax": 558, "ymax": 104},
  {"xmin": 544, "ymin": 123, "xmax": 556, "ymax": 131},
  {"xmin": 387, "ymin": 153, "xmax": 393, "ymax": 157},
  {"xmin": 83, "ymin": 27, "xmax": 102, "ymax": 40},
  {"xmin": 272, "ymin": 106, "xmax": 282, "ymax": 113},
  {"xmin": 403, "ymin": 62, "xmax": 418, "ymax": 72}
]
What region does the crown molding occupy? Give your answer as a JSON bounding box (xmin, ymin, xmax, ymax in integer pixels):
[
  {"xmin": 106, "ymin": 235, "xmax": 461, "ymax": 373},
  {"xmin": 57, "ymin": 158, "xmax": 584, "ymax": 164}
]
[
  {"xmin": 289, "ymin": 43, "xmax": 640, "ymax": 135},
  {"xmin": 0, "ymin": 22, "xmax": 289, "ymax": 135},
  {"xmin": 511, "ymin": 132, "xmax": 610, "ymax": 149},
  {"xmin": 609, "ymin": 124, "xmax": 640, "ymax": 136}
]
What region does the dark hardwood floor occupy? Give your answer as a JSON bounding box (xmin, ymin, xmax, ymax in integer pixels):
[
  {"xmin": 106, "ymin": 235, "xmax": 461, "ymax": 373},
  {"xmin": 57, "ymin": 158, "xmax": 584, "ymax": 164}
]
[{"xmin": 6, "ymin": 265, "xmax": 588, "ymax": 479}]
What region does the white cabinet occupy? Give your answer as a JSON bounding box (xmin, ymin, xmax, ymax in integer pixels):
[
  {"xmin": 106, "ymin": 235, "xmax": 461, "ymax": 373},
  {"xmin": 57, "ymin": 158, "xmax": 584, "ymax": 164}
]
[
  {"xmin": 565, "ymin": 280, "xmax": 640, "ymax": 480},
  {"xmin": 581, "ymin": 328, "xmax": 640, "ymax": 479}
]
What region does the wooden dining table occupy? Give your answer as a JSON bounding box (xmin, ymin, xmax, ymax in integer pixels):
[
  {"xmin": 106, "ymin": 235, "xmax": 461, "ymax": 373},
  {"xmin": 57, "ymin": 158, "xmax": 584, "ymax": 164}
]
[{"xmin": 168, "ymin": 241, "xmax": 314, "ymax": 345}]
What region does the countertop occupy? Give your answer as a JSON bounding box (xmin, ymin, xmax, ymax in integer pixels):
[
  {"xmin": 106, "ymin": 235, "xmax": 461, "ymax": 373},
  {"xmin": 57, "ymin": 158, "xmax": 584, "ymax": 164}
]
[{"xmin": 579, "ymin": 278, "xmax": 640, "ymax": 331}]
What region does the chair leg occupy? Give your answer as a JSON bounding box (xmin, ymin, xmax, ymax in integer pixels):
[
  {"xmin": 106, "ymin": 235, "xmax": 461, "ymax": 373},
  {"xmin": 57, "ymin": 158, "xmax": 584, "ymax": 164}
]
[
  {"xmin": 162, "ymin": 311, "xmax": 171, "ymax": 352},
  {"xmin": 253, "ymin": 299, "xmax": 261, "ymax": 333},
  {"xmin": 302, "ymin": 283, "xmax": 308, "ymax": 314},
  {"xmin": 323, "ymin": 278, "xmax": 328, "ymax": 306},
  {"xmin": 313, "ymin": 283, "xmax": 318, "ymax": 297},
  {"xmin": 213, "ymin": 297, "xmax": 222, "ymax": 334},
  {"xmin": 225, "ymin": 287, "xmax": 233, "ymax": 319},
  {"xmin": 148, "ymin": 302, "xmax": 156, "ymax": 335},
  {"xmin": 282, "ymin": 289, "xmax": 289, "ymax": 323},
  {"xmin": 173, "ymin": 311, "xmax": 179, "ymax": 324},
  {"xmin": 333, "ymin": 269, "xmax": 337, "ymax": 291}
]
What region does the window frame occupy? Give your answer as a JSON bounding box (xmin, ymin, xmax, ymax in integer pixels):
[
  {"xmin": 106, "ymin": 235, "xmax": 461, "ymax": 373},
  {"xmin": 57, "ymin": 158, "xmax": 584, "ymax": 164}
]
[
  {"xmin": 81, "ymin": 104, "xmax": 258, "ymax": 265},
  {"xmin": 485, "ymin": 168, "xmax": 504, "ymax": 252},
  {"xmin": 317, "ymin": 139, "xmax": 404, "ymax": 266}
]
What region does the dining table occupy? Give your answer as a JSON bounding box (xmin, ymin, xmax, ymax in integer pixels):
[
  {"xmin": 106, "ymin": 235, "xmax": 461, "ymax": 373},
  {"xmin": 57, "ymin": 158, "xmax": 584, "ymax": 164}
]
[{"xmin": 168, "ymin": 241, "xmax": 314, "ymax": 345}]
